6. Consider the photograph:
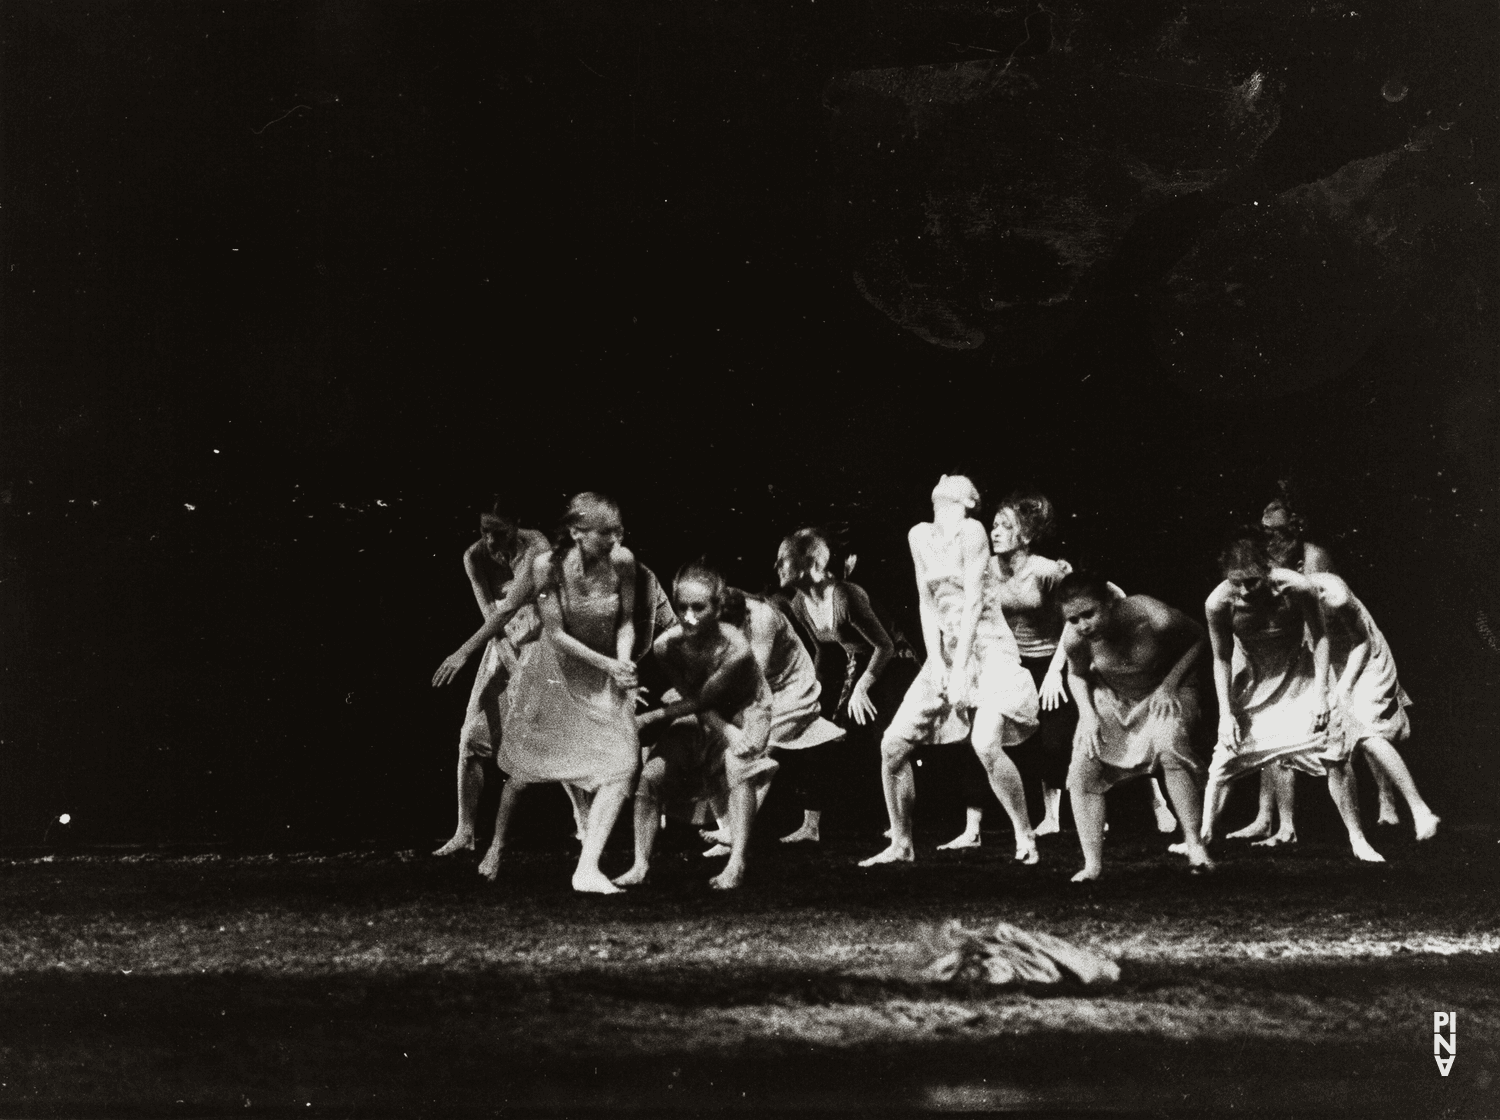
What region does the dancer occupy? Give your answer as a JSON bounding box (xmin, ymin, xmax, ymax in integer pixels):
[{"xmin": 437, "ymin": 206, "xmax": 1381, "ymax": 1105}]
[
  {"xmin": 699, "ymin": 588, "xmax": 847, "ymax": 856},
  {"xmin": 477, "ymin": 493, "xmax": 641, "ymax": 894},
  {"xmin": 1226, "ymin": 493, "xmax": 1339, "ymax": 844},
  {"xmin": 1199, "ymin": 535, "xmax": 1384, "ymax": 861},
  {"xmin": 1305, "ymin": 570, "xmax": 1440, "ymax": 842},
  {"xmin": 614, "ymin": 562, "xmax": 776, "ymax": 891},
  {"xmin": 429, "ymin": 506, "xmax": 548, "ymax": 857},
  {"xmin": 775, "ymin": 528, "xmax": 894, "ymax": 843},
  {"xmin": 860, "ymin": 475, "xmax": 1040, "ymax": 867},
  {"xmin": 1058, "ymin": 571, "xmax": 1214, "ymax": 880}
]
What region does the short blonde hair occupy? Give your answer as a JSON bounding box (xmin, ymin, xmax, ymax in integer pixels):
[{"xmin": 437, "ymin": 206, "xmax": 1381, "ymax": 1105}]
[{"xmin": 931, "ymin": 474, "xmax": 979, "ymax": 510}]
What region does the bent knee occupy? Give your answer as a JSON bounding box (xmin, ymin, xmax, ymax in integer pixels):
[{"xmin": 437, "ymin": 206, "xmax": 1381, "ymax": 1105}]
[{"xmin": 879, "ymin": 733, "xmax": 915, "ymax": 764}]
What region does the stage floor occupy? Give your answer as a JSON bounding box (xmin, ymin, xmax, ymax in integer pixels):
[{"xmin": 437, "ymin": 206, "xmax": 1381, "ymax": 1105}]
[{"xmin": 1, "ymin": 826, "xmax": 1496, "ymax": 1117}]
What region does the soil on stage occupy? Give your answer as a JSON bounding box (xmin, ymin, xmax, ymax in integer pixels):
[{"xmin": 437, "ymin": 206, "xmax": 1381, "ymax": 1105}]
[{"xmin": 1, "ymin": 826, "xmax": 1496, "ymax": 1117}]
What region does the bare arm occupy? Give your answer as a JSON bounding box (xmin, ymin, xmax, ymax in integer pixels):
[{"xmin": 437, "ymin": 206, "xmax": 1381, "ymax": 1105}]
[
  {"xmin": 1205, "ymin": 582, "xmax": 1241, "ymax": 746},
  {"xmin": 1271, "ymin": 569, "xmax": 1331, "ymax": 729},
  {"xmin": 642, "ymin": 635, "xmax": 759, "ymax": 727},
  {"xmin": 1309, "ymin": 574, "xmax": 1369, "ymax": 696},
  {"xmin": 463, "ymin": 542, "xmax": 498, "ymax": 620},
  {"xmin": 432, "ymin": 544, "xmax": 543, "ymax": 687},
  {"xmin": 841, "ymin": 582, "xmax": 894, "ymax": 725},
  {"xmin": 949, "ymin": 523, "xmax": 989, "ymax": 693},
  {"xmin": 612, "ymin": 547, "xmax": 638, "ymax": 667},
  {"xmin": 910, "ymin": 527, "xmax": 943, "ymax": 672},
  {"xmin": 1063, "ymin": 628, "xmax": 1103, "ymax": 758}
]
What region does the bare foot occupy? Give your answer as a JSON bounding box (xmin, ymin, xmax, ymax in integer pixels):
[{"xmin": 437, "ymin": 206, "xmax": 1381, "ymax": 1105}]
[
  {"xmin": 1167, "ymin": 841, "xmax": 1191, "ymax": 856},
  {"xmin": 859, "ymin": 843, "xmax": 914, "ymax": 867},
  {"xmin": 1376, "ymin": 802, "xmax": 1401, "ymax": 827},
  {"xmin": 936, "ymin": 832, "xmax": 980, "ymax": 851},
  {"xmin": 1251, "ymin": 830, "xmax": 1297, "ymax": 848},
  {"xmin": 1015, "ymin": 836, "xmax": 1039, "ymax": 865},
  {"xmin": 1413, "ymin": 810, "xmax": 1440, "ymax": 842},
  {"xmin": 611, "ymin": 864, "xmax": 649, "ymax": 887},
  {"xmin": 433, "ymin": 832, "xmax": 475, "ymax": 857},
  {"xmin": 1153, "ymin": 803, "xmax": 1179, "ymax": 834},
  {"xmin": 1187, "ymin": 855, "xmax": 1215, "ymax": 875},
  {"xmin": 700, "ymin": 827, "xmax": 731, "ymax": 846},
  {"xmin": 780, "ymin": 825, "xmax": 821, "ymax": 844},
  {"xmin": 709, "ymin": 862, "xmax": 745, "ymax": 891},
  {"xmin": 702, "ymin": 843, "xmax": 730, "ymax": 859},
  {"xmin": 1226, "ymin": 819, "xmax": 1274, "ymax": 841},
  {"xmin": 1034, "ymin": 818, "xmax": 1061, "ymax": 837},
  {"xmin": 1350, "ymin": 837, "xmax": 1386, "ymax": 862},
  {"xmin": 572, "ymin": 868, "xmax": 624, "ymax": 894},
  {"xmin": 1071, "ymin": 866, "xmax": 1101, "ymax": 882},
  {"xmin": 477, "ymin": 845, "xmax": 503, "ymax": 881}
]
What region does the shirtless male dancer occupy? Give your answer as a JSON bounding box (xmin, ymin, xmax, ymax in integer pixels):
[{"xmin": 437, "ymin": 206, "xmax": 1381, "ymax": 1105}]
[
  {"xmin": 1058, "ymin": 571, "xmax": 1214, "ymax": 881},
  {"xmin": 429, "ymin": 508, "xmax": 549, "ymax": 856}
]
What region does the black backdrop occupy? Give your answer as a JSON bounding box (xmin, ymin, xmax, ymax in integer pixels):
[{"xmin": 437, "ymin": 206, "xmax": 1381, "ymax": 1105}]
[{"xmin": 3, "ymin": 1, "xmax": 1497, "ymax": 848}]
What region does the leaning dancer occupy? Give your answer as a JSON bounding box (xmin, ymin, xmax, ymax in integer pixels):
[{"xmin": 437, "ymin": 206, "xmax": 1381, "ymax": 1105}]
[
  {"xmin": 1306, "ymin": 571, "xmax": 1440, "ymax": 842},
  {"xmin": 479, "ymin": 493, "xmax": 640, "ymax": 894},
  {"xmin": 429, "ymin": 506, "xmax": 548, "ymax": 857},
  {"xmin": 699, "ymin": 588, "xmax": 847, "ymax": 855},
  {"xmin": 860, "ymin": 475, "xmax": 1040, "ymax": 867},
  {"xmin": 775, "ymin": 529, "xmax": 894, "ymax": 843},
  {"xmin": 1199, "ymin": 535, "xmax": 1383, "ymax": 861},
  {"xmin": 1058, "ymin": 571, "xmax": 1213, "ymax": 880},
  {"xmin": 615, "ymin": 563, "xmax": 776, "ymax": 891},
  {"xmin": 1226, "ymin": 492, "xmax": 1339, "ymax": 844}
]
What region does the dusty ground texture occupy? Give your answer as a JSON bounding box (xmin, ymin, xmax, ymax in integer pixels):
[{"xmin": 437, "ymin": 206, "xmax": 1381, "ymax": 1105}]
[{"xmin": 1, "ymin": 826, "xmax": 1496, "ymax": 1118}]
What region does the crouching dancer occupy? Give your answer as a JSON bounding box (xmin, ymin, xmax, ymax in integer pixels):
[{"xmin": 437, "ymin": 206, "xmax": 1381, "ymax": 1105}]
[
  {"xmin": 614, "ymin": 562, "xmax": 777, "ymax": 891},
  {"xmin": 1059, "ymin": 571, "xmax": 1213, "ymax": 880}
]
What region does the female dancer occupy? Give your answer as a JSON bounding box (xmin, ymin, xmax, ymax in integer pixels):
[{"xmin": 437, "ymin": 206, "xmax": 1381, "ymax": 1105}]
[
  {"xmin": 430, "ymin": 506, "xmax": 548, "ymax": 857},
  {"xmin": 775, "ymin": 529, "xmax": 895, "ymax": 843},
  {"xmin": 698, "ymin": 588, "xmax": 847, "ymax": 856},
  {"xmin": 860, "ymin": 475, "xmax": 1040, "ymax": 866},
  {"xmin": 615, "ymin": 563, "xmax": 777, "ymax": 891},
  {"xmin": 1199, "ymin": 535, "xmax": 1383, "ymax": 860},
  {"xmin": 1305, "ymin": 570, "xmax": 1440, "ymax": 842},
  {"xmin": 476, "ymin": 493, "xmax": 641, "ymax": 894}
]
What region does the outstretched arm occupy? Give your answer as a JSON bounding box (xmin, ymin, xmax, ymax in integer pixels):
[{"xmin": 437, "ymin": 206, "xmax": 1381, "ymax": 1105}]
[{"xmin": 432, "ymin": 545, "xmax": 542, "ymax": 687}]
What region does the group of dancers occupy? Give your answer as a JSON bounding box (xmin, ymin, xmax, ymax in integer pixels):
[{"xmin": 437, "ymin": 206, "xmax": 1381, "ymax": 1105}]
[{"xmin": 429, "ymin": 479, "xmax": 1438, "ymax": 892}]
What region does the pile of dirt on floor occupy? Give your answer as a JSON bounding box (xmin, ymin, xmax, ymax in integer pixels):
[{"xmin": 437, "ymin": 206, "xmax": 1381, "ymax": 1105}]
[{"xmin": 916, "ymin": 920, "xmax": 1121, "ymax": 987}]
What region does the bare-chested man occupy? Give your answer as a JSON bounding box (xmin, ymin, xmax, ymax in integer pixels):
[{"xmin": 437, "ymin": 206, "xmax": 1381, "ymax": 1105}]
[
  {"xmin": 613, "ymin": 562, "xmax": 776, "ymax": 892},
  {"xmin": 429, "ymin": 507, "xmax": 548, "ymax": 856},
  {"xmin": 1058, "ymin": 571, "xmax": 1214, "ymax": 881}
]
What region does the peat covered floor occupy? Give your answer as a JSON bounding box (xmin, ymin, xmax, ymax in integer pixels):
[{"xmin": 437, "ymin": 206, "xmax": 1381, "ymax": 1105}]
[{"xmin": 1, "ymin": 825, "xmax": 1497, "ymax": 1117}]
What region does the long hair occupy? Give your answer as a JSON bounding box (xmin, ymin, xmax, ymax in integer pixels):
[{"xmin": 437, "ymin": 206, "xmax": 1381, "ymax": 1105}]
[
  {"xmin": 996, "ymin": 489, "xmax": 1057, "ymax": 547},
  {"xmin": 548, "ymin": 491, "xmax": 620, "ymax": 589}
]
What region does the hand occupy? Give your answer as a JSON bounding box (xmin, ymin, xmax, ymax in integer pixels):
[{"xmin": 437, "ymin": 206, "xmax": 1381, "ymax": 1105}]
[
  {"xmin": 431, "ymin": 649, "xmax": 471, "ymax": 688},
  {"xmin": 635, "ymin": 709, "xmax": 665, "ymax": 731},
  {"xmin": 847, "ymin": 678, "xmax": 878, "ymax": 726},
  {"xmin": 1310, "ymin": 691, "xmax": 1330, "ymax": 734},
  {"xmin": 1039, "ymin": 669, "xmax": 1068, "ymax": 712},
  {"xmin": 1216, "ymin": 712, "xmax": 1243, "ymax": 752},
  {"xmin": 1077, "ymin": 720, "xmax": 1103, "ymax": 761},
  {"xmin": 1147, "ymin": 686, "xmax": 1183, "ymax": 722},
  {"xmin": 606, "ymin": 658, "xmax": 638, "ymax": 691}
]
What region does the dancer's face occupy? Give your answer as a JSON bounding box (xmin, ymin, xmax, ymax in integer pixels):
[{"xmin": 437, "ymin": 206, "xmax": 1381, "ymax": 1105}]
[
  {"xmin": 570, "ymin": 506, "xmax": 623, "ymax": 562},
  {"xmin": 481, "ymin": 526, "xmax": 514, "ymax": 564},
  {"xmin": 1260, "ymin": 509, "xmax": 1296, "ymax": 560},
  {"xmin": 674, "ymin": 577, "xmax": 721, "ymax": 637},
  {"xmin": 1225, "ymin": 568, "xmax": 1271, "ymax": 608},
  {"xmin": 1061, "ymin": 592, "xmax": 1112, "ymax": 640},
  {"xmin": 990, "ymin": 508, "xmax": 1025, "ymax": 554}
]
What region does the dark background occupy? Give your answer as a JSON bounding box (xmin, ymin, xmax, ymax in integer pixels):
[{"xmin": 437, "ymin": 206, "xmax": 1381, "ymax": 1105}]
[{"xmin": 2, "ymin": 1, "xmax": 1496, "ymax": 849}]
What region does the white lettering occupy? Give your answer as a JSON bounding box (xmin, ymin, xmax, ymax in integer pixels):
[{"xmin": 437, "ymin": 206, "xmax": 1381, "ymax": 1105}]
[
  {"xmin": 1436, "ymin": 1056, "xmax": 1454, "ymax": 1076},
  {"xmin": 1435, "ymin": 1033, "xmax": 1456, "ymax": 1055},
  {"xmin": 1434, "ymin": 1012, "xmax": 1454, "ymax": 1031}
]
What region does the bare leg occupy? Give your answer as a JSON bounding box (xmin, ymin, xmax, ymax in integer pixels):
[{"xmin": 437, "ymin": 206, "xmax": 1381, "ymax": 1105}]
[
  {"xmin": 435, "ymin": 757, "xmax": 485, "ymax": 855},
  {"xmin": 1251, "ymin": 767, "xmax": 1298, "ymax": 846},
  {"xmin": 710, "ymin": 778, "xmax": 765, "ymax": 890},
  {"xmin": 972, "ymin": 712, "xmax": 1037, "ymax": 863},
  {"xmin": 1359, "ymin": 738, "xmax": 1439, "ymax": 840},
  {"xmin": 478, "ymin": 777, "xmax": 526, "ymax": 880},
  {"xmin": 938, "ymin": 806, "xmax": 984, "ymax": 850},
  {"xmin": 1225, "ymin": 768, "xmax": 1277, "ymax": 840},
  {"xmin": 564, "ymin": 784, "xmax": 593, "ymax": 842},
  {"xmin": 573, "ymin": 779, "xmax": 629, "ymax": 893},
  {"xmin": 1162, "ymin": 769, "xmax": 1213, "ymax": 870},
  {"xmin": 1198, "ymin": 764, "xmax": 1233, "ymax": 847},
  {"xmin": 1035, "ymin": 784, "xmax": 1063, "ymax": 836},
  {"xmin": 1151, "ymin": 777, "xmax": 1179, "ymax": 834},
  {"xmin": 1327, "ymin": 762, "xmax": 1385, "ymax": 861},
  {"xmin": 860, "ymin": 733, "xmax": 916, "ymax": 865},
  {"xmin": 613, "ymin": 759, "xmax": 666, "ymax": 886},
  {"xmin": 1069, "ymin": 780, "xmax": 1106, "ymax": 882}
]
